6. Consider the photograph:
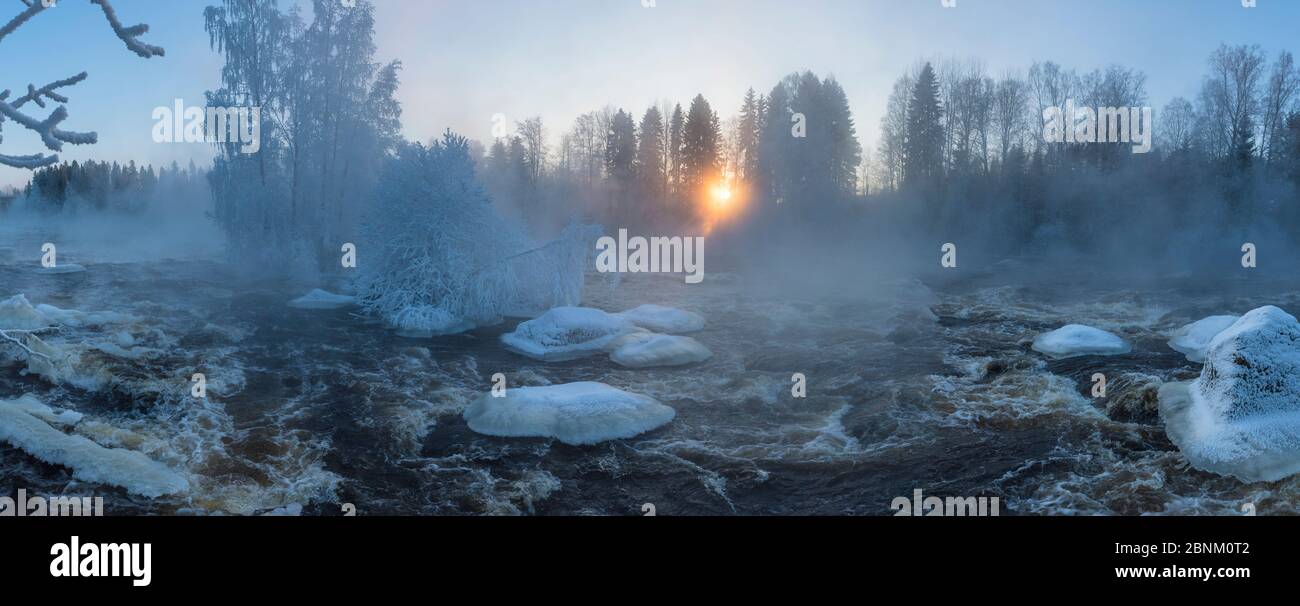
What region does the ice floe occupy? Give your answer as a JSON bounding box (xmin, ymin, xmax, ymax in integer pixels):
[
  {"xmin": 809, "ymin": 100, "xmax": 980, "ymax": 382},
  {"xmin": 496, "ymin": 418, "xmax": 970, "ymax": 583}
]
[
  {"xmin": 1031, "ymin": 324, "xmax": 1130, "ymax": 358},
  {"xmin": 614, "ymin": 304, "xmax": 705, "ymax": 334},
  {"xmin": 288, "ymin": 289, "xmax": 356, "ymax": 310},
  {"xmin": 609, "ymin": 333, "xmax": 712, "ymax": 368},
  {"xmin": 1167, "ymin": 314, "xmax": 1239, "ymax": 363},
  {"xmin": 0, "ymin": 395, "xmax": 189, "ymax": 497},
  {"xmin": 501, "ymin": 306, "xmax": 642, "ymax": 361},
  {"xmin": 463, "ymin": 382, "xmax": 675, "ymax": 445}
]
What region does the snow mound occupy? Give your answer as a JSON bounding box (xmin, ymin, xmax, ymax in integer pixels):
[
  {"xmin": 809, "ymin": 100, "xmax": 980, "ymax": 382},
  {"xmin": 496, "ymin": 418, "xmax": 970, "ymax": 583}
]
[
  {"xmin": 614, "ymin": 304, "xmax": 705, "ymax": 334},
  {"xmin": 501, "ymin": 307, "xmax": 641, "ymax": 361},
  {"xmin": 0, "ymin": 294, "xmax": 52, "ymax": 330},
  {"xmin": 609, "ymin": 333, "xmax": 712, "ymax": 368},
  {"xmin": 36, "ymin": 264, "xmax": 86, "ymax": 275},
  {"xmin": 289, "ymin": 289, "xmax": 356, "ymax": 310},
  {"xmin": 463, "ymin": 382, "xmax": 675, "ymax": 445},
  {"xmin": 1160, "ymin": 306, "xmax": 1300, "ymax": 482},
  {"xmin": 1031, "ymin": 324, "xmax": 1131, "ymax": 359},
  {"xmin": 0, "ymin": 396, "xmax": 189, "ymax": 497},
  {"xmin": 1168, "ymin": 315, "xmax": 1240, "ymax": 362}
]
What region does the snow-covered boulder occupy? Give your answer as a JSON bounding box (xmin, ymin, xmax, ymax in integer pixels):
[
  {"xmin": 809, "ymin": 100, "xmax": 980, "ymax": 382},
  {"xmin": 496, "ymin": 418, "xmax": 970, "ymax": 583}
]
[
  {"xmin": 0, "ymin": 396, "xmax": 188, "ymax": 497},
  {"xmin": 0, "ymin": 294, "xmax": 51, "ymax": 330},
  {"xmin": 1167, "ymin": 315, "xmax": 1239, "ymax": 363},
  {"xmin": 1160, "ymin": 306, "xmax": 1300, "ymax": 482},
  {"xmin": 501, "ymin": 307, "xmax": 641, "ymax": 361},
  {"xmin": 289, "ymin": 289, "xmax": 356, "ymax": 310},
  {"xmin": 609, "ymin": 333, "xmax": 712, "ymax": 368},
  {"xmin": 1031, "ymin": 324, "xmax": 1131, "ymax": 359},
  {"xmin": 614, "ymin": 304, "xmax": 705, "ymax": 334},
  {"xmin": 463, "ymin": 382, "xmax": 675, "ymax": 445}
]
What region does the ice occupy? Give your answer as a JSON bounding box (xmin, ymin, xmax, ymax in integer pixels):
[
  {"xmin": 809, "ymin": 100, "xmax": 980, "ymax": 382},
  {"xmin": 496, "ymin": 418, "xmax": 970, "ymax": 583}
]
[
  {"xmin": 501, "ymin": 307, "xmax": 642, "ymax": 361},
  {"xmin": 1031, "ymin": 324, "xmax": 1131, "ymax": 358},
  {"xmin": 1167, "ymin": 315, "xmax": 1240, "ymax": 362},
  {"xmin": 1160, "ymin": 306, "xmax": 1300, "ymax": 482},
  {"xmin": 0, "ymin": 396, "xmax": 189, "ymax": 497},
  {"xmin": 288, "ymin": 289, "xmax": 357, "ymax": 310},
  {"xmin": 35, "ymin": 264, "xmax": 87, "ymax": 275},
  {"xmin": 614, "ymin": 304, "xmax": 705, "ymax": 334},
  {"xmin": 463, "ymin": 382, "xmax": 675, "ymax": 446},
  {"xmin": 34, "ymin": 303, "xmax": 133, "ymax": 327},
  {"xmin": 2, "ymin": 394, "xmax": 83, "ymax": 426},
  {"xmin": 609, "ymin": 333, "xmax": 712, "ymax": 368},
  {"xmin": 0, "ymin": 294, "xmax": 52, "ymax": 330}
]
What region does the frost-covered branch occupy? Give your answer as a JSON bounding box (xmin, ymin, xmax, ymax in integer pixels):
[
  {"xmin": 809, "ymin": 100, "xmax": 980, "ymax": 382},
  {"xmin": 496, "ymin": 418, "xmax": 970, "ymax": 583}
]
[
  {"xmin": 0, "ymin": 327, "xmax": 56, "ymax": 363},
  {"xmin": 0, "ymin": 1, "xmax": 162, "ymax": 169},
  {"xmin": 90, "ymin": 0, "xmax": 164, "ymax": 59}
]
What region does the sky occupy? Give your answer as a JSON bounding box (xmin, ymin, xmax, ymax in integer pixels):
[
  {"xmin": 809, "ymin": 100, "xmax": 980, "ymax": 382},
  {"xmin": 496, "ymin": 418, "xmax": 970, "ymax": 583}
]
[{"xmin": 2, "ymin": 0, "xmax": 1297, "ymax": 190}]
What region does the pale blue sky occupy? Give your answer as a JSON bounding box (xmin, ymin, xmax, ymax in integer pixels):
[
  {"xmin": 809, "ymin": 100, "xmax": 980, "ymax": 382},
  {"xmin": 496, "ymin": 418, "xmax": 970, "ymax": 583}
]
[{"xmin": 1, "ymin": 0, "xmax": 1295, "ymax": 189}]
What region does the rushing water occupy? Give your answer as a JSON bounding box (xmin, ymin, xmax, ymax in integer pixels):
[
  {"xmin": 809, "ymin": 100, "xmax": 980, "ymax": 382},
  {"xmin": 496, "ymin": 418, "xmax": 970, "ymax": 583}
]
[{"xmin": 2, "ymin": 221, "xmax": 1298, "ymax": 516}]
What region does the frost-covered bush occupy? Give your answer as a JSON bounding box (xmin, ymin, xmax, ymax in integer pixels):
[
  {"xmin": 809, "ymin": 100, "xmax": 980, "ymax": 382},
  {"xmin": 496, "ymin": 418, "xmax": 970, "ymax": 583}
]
[{"xmin": 353, "ymin": 132, "xmax": 599, "ymax": 335}]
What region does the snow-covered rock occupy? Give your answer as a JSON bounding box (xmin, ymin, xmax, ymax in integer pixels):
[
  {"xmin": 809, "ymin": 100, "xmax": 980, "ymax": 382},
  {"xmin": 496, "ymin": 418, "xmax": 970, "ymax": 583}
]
[
  {"xmin": 35, "ymin": 264, "xmax": 86, "ymax": 275},
  {"xmin": 609, "ymin": 333, "xmax": 712, "ymax": 368},
  {"xmin": 463, "ymin": 382, "xmax": 675, "ymax": 446},
  {"xmin": 614, "ymin": 304, "xmax": 705, "ymax": 334},
  {"xmin": 1160, "ymin": 306, "xmax": 1300, "ymax": 482},
  {"xmin": 1031, "ymin": 324, "xmax": 1131, "ymax": 359},
  {"xmin": 501, "ymin": 307, "xmax": 641, "ymax": 361},
  {"xmin": 289, "ymin": 289, "xmax": 356, "ymax": 310},
  {"xmin": 0, "ymin": 395, "xmax": 188, "ymax": 497},
  {"xmin": 1167, "ymin": 315, "xmax": 1240, "ymax": 363},
  {"xmin": 0, "ymin": 294, "xmax": 52, "ymax": 330}
]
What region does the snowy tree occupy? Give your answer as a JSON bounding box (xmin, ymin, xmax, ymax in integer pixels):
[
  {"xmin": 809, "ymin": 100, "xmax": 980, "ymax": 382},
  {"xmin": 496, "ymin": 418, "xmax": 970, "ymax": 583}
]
[
  {"xmin": 0, "ymin": 0, "xmax": 164, "ymax": 169},
  {"xmin": 353, "ymin": 132, "xmax": 600, "ymax": 334}
]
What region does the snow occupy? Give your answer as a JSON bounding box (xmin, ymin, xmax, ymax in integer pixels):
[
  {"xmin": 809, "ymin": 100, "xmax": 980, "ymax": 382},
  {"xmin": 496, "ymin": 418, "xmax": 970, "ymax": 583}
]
[
  {"xmin": 614, "ymin": 304, "xmax": 705, "ymax": 334},
  {"xmin": 1031, "ymin": 324, "xmax": 1131, "ymax": 358},
  {"xmin": 501, "ymin": 306, "xmax": 642, "ymax": 361},
  {"xmin": 2, "ymin": 394, "xmax": 83, "ymax": 426},
  {"xmin": 1167, "ymin": 314, "xmax": 1240, "ymax": 362},
  {"xmin": 1160, "ymin": 306, "xmax": 1300, "ymax": 482},
  {"xmin": 463, "ymin": 382, "xmax": 675, "ymax": 446},
  {"xmin": 0, "ymin": 395, "xmax": 189, "ymax": 497},
  {"xmin": 0, "ymin": 294, "xmax": 52, "ymax": 330},
  {"xmin": 609, "ymin": 333, "xmax": 712, "ymax": 368},
  {"xmin": 288, "ymin": 289, "xmax": 356, "ymax": 310},
  {"xmin": 35, "ymin": 264, "xmax": 87, "ymax": 275}
]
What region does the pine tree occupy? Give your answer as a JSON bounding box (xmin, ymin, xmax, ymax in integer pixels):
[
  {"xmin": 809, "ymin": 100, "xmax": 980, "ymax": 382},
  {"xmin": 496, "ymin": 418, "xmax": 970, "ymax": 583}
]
[
  {"xmin": 681, "ymin": 94, "xmax": 721, "ymax": 190},
  {"xmin": 605, "ymin": 109, "xmax": 637, "ymax": 185},
  {"xmin": 669, "ymin": 104, "xmax": 685, "ymax": 193},
  {"xmin": 637, "ymin": 106, "xmax": 666, "ymax": 197},
  {"xmin": 904, "ymin": 62, "xmax": 945, "ymax": 189},
  {"xmin": 737, "ymin": 88, "xmax": 763, "ymax": 182}
]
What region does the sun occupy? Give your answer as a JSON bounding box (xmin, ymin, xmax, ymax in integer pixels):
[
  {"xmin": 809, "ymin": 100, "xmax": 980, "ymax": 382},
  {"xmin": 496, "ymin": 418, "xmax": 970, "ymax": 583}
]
[{"xmin": 710, "ymin": 183, "xmax": 733, "ymax": 206}]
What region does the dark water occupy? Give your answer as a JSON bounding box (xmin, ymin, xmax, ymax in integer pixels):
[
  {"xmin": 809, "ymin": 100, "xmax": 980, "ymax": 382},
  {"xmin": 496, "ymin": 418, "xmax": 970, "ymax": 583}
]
[{"xmin": 3, "ymin": 224, "xmax": 1300, "ymax": 516}]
